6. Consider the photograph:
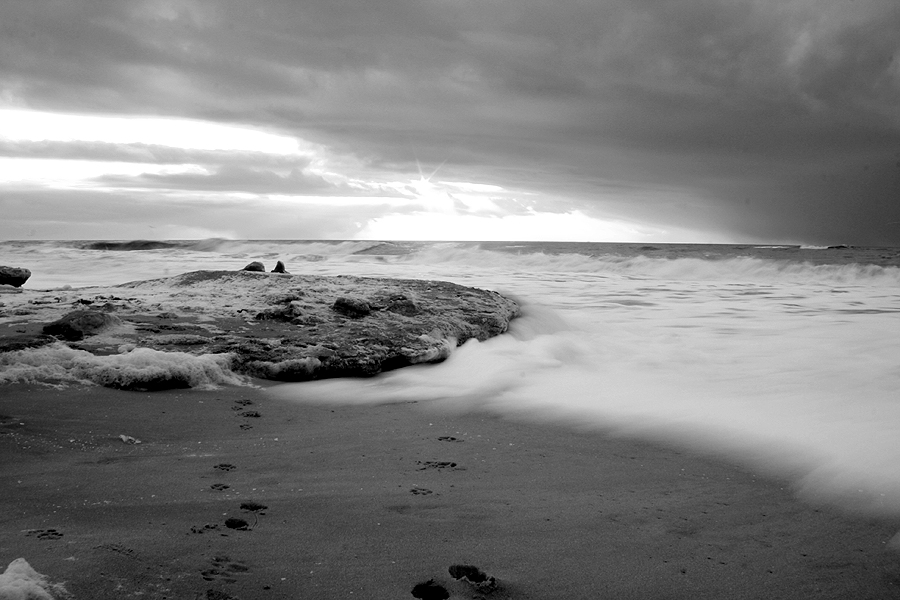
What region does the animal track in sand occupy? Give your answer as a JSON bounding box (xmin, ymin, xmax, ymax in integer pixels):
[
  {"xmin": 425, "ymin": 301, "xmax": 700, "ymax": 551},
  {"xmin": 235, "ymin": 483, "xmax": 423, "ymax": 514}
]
[
  {"xmin": 95, "ymin": 543, "xmax": 138, "ymax": 559},
  {"xmin": 204, "ymin": 589, "xmax": 238, "ymax": 600},
  {"xmin": 238, "ymin": 410, "xmax": 261, "ymax": 418},
  {"xmin": 213, "ymin": 463, "xmax": 236, "ymax": 471},
  {"xmin": 201, "ymin": 554, "xmax": 249, "ymax": 583},
  {"xmin": 24, "ymin": 528, "xmax": 63, "ymax": 540},
  {"xmin": 410, "ymin": 488, "xmax": 434, "ymax": 495},
  {"xmin": 437, "ymin": 436, "xmax": 463, "ymax": 442},
  {"xmin": 238, "ymin": 423, "xmax": 253, "ymax": 430},
  {"xmin": 210, "ymin": 483, "xmax": 230, "ymax": 491}
]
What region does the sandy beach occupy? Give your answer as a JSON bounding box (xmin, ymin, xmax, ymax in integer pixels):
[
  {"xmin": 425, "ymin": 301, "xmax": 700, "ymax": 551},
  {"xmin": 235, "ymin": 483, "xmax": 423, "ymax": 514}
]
[{"xmin": 2, "ymin": 381, "xmax": 899, "ymax": 600}]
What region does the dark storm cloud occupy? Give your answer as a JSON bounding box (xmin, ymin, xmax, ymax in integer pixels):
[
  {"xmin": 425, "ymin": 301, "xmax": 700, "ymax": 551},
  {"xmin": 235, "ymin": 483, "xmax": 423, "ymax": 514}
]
[{"xmin": 1, "ymin": 0, "xmax": 898, "ymax": 243}]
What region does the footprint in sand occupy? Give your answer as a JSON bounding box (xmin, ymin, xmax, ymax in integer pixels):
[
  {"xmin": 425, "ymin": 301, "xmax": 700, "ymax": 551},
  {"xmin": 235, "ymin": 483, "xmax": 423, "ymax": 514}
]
[
  {"xmin": 205, "ymin": 590, "xmax": 238, "ymax": 600},
  {"xmin": 410, "ymin": 488, "xmax": 434, "ymax": 496},
  {"xmin": 224, "ymin": 517, "xmax": 250, "ymax": 531},
  {"xmin": 416, "ymin": 461, "xmax": 462, "ymax": 471},
  {"xmin": 191, "ymin": 523, "xmax": 220, "ymax": 534},
  {"xmin": 201, "ymin": 555, "xmax": 250, "ymax": 583},
  {"xmin": 437, "ymin": 436, "xmax": 463, "ymax": 442},
  {"xmin": 214, "ymin": 463, "xmax": 236, "ymax": 472},
  {"xmin": 238, "ymin": 423, "xmax": 253, "ymax": 430},
  {"xmin": 210, "ymin": 483, "xmax": 230, "ymax": 491},
  {"xmin": 95, "ymin": 543, "xmax": 138, "ymax": 559},
  {"xmin": 240, "ymin": 501, "xmax": 267, "ymax": 513},
  {"xmin": 449, "ymin": 564, "xmax": 507, "ymax": 597},
  {"xmin": 24, "ymin": 528, "xmax": 63, "ymax": 540},
  {"xmin": 412, "ymin": 565, "xmax": 504, "ymax": 600},
  {"xmin": 239, "ymin": 410, "xmax": 261, "ymax": 418}
]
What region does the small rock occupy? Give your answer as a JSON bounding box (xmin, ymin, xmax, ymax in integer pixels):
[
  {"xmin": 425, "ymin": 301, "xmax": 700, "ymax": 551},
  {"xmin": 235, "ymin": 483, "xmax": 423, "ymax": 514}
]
[
  {"xmin": 271, "ymin": 260, "xmax": 288, "ymax": 273},
  {"xmin": 385, "ymin": 294, "xmax": 420, "ymax": 316},
  {"xmin": 411, "ymin": 579, "xmax": 449, "ymax": 600},
  {"xmin": 0, "ymin": 266, "xmax": 31, "ymax": 288},
  {"xmin": 242, "ymin": 261, "xmax": 266, "ymax": 272},
  {"xmin": 332, "ymin": 296, "xmax": 371, "ymax": 318},
  {"xmin": 42, "ymin": 310, "xmax": 122, "ymax": 341}
]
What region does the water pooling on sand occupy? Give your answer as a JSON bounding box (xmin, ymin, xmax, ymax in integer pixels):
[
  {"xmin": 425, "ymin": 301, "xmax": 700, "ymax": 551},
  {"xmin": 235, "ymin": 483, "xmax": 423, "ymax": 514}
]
[{"xmin": 4, "ymin": 240, "xmax": 900, "ymax": 519}]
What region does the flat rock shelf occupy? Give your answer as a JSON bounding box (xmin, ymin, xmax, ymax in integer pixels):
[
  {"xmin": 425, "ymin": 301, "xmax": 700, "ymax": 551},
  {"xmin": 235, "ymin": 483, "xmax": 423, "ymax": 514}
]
[{"xmin": 0, "ymin": 270, "xmax": 520, "ymax": 387}]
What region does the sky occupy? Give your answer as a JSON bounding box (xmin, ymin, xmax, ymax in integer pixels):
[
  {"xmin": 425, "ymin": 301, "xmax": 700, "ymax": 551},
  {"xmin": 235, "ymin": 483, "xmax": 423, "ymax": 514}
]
[{"xmin": 0, "ymin": 0, "xmax": 898, "ymax": 245}]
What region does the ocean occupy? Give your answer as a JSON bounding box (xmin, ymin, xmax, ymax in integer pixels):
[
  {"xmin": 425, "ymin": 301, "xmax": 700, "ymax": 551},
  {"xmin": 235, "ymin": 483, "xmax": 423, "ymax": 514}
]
[{"xmin": 2, "ymin": 239, "xmax": 900, "ymax": 520}]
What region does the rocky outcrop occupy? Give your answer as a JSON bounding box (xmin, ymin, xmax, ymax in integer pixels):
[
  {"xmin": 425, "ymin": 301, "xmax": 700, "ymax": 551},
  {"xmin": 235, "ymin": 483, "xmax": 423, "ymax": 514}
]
[
  {"xmin": 271, "ymin": 260, "xmax": 288, "ymax": 273},
  {"xmin": 0, "ymin": 266, "xmax": 31, "ymax": 288},
  {"xmin": 242, "ymin": 262, "xmax": 266, "ymax": 272},
  {"xmin": 42, "ymin": 310, "xmax": 122, "ymax": 341},
  {"xmin": 1, "ymin": 270, "xmax": 519, "ymax": 388},
  {"xmin": 122, "ymin": 270, "xmax": 519, "ymax": 381}
]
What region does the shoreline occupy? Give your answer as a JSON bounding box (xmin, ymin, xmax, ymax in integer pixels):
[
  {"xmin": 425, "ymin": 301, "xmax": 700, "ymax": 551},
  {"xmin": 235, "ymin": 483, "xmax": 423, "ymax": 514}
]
[{"xmin": 2, "ymin": 382, "xmax": 900, "ymax": 599}]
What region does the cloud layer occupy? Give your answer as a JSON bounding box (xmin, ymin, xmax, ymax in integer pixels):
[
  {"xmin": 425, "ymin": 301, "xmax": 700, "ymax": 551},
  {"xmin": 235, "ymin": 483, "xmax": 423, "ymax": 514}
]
[{"xmin": 1, "ymin": 0, "xmax": 898, "ymax": 243}]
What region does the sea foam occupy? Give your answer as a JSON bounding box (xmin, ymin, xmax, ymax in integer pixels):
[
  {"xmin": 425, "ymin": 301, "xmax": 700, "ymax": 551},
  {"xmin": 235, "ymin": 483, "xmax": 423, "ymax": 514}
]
[
  {"xmin": 0, "ymin": 558, "xmax": 68, "ymax": 600},
  {"xmin": 0, "ymin": 343, "xmax": 247, "ymax": 390}
]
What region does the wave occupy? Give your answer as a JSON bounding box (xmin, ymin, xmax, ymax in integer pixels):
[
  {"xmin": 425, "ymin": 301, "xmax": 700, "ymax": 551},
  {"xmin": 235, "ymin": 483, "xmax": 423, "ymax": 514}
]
[
  {"xmin": 380, "ymin": 246, "xmax": 900, "ymax": 286},
  {"xmin": 3, "ymin": 240, "xmax": 898, "ymax": 290},
  {"xmin": 0, "ymin": 343, "xmax": 248, "ymax": 390},
  {"xmin": 80, "ymin": 240, "xmax": 182, "ymax": 251}
]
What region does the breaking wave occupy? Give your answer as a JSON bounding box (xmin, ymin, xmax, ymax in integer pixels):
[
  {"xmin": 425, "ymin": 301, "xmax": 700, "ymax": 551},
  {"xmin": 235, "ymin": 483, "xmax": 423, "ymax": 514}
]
[{"xmin": 0, "ymin": 343, "xmax": 248, "ymax": 390}]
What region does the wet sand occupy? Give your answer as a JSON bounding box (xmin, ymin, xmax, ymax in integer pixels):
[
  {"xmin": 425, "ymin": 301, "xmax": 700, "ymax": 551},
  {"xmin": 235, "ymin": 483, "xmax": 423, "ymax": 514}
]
[{"xmin": 2, "ymin": 382, "xmax": 899, "ymax": 599}]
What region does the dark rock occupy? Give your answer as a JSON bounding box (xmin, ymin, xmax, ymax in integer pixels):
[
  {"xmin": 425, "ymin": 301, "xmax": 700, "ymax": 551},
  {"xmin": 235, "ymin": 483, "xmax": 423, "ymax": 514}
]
[
  {"xmin": 383, "ymin": 294, "xmax": 420, "ymax": 316},
  {"xmin": 411, "ymin": 579, "xmax": 449, "ymax": 600},
  {"xmin": 242, "ymin": 261, "xmax": 266, "ymax": 272},
  {"xmin": 332, "ymin": 296, "xmax": 371, "ymax": 318},
  {"xmin": 42, "ymin": 310, "xmax": 122, "ymax": 341},
  {"xmin": 271, "ymin": 260, "xmax": 288, "ymax": 273},
  {"xmin": 256, "ymin": 300, "xmax": 303, "ymax": 321},
  {"xmin": 0, "ymin": 266, "xmax": 31, "ymax": 288}
]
